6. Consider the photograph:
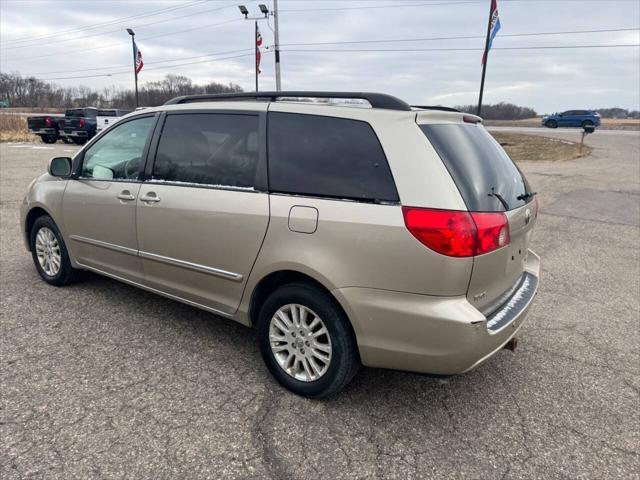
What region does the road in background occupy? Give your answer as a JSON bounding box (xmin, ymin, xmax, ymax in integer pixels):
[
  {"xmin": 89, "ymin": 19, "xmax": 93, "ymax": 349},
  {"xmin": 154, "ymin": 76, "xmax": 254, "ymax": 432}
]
[
  {"xmin": 489, "ymin": 125, "xmax": 639, "ymax": 136},
  {"xmin": 1, "ymin": 131, "xmax": 638, "ymax": 479}
]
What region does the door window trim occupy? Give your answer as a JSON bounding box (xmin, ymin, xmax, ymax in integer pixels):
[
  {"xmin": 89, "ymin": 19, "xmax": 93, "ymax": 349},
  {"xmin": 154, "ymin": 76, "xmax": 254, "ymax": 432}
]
[
  {"xmin": 144, "ymin": 109, "xmax": 267, "ymax": 193},
  {"xmin": 71, "ymin": 112, "xmax": 161, "ymax": 183}
]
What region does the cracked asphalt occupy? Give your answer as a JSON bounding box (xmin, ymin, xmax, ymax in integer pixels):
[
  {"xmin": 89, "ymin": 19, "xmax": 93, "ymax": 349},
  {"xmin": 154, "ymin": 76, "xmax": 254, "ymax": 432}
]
[{"xmin": 1, "ymin": 130, "xmax": 639, "ymax": 479}]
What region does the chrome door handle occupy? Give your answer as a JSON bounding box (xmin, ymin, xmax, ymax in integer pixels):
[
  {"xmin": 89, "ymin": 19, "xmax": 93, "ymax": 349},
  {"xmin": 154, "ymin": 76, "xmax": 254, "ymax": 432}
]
[
  {"xmin": 140, "ymin": 193, "xmax": 160, "ymax": 203},
  {"xmin": 116, "ymin": 191, "xmax": 135, "ymax": 201}
]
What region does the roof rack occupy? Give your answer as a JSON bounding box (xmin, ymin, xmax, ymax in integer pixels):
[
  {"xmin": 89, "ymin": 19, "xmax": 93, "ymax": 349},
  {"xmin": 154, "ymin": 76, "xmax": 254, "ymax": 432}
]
[
  {"xmin": 164, "ymin": 91, "xmax": 412, "ymax": 111},
  {"xmin": 411, "ymin": 105, "xmax": 461, "ymax": 113}
]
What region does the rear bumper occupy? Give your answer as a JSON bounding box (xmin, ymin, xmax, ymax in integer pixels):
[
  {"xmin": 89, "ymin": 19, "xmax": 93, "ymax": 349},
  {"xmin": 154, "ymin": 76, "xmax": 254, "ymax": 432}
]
[
  {"xmin": 60, "ymin": 130, "xmax": 88, "ymax": 138},
  {"xmin": 333, "ymin": 250, "xmax": 540, "ymax": 375},
  {"xmin": 30, "ymin": 128, "xmax": 57, "ymax": 135}
]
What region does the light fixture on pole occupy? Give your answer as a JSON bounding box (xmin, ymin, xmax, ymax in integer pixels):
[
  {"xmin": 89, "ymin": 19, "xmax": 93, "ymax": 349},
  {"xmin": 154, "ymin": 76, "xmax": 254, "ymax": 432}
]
[
  {"xmin": 238, "ymin": 5, "xmax": 269, "ymax": 92},
  {"xmin": 126, "ymin": 28, "xmax": 139, "ymax": 108}
]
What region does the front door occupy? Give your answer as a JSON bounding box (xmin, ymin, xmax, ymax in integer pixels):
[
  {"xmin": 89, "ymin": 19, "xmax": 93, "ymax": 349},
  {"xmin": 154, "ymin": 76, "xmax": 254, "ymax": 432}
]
[
  {"xmin": 63, "ymin": 115, "xmax": 157, "ymax": 282},
  {"xmin": 136, "ymin": 111, "xmax": 269, "ymax": 315}
]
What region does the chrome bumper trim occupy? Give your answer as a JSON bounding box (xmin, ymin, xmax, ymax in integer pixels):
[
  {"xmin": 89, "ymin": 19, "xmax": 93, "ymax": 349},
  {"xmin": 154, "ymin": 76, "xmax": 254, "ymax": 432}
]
[{"xmin": 486, "ymin": 272, "xmax": 538, "ymax": 331}]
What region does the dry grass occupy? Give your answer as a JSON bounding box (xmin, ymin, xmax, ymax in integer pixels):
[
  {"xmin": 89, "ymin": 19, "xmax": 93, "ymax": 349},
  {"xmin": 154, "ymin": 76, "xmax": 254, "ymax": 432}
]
[
  {"xmin": 0, "ymin": 114, "xmax": 33, "ymax": 142},
  {"xmin": 491, "ymin": 132, "xmax": 591, "ymax": 162}
]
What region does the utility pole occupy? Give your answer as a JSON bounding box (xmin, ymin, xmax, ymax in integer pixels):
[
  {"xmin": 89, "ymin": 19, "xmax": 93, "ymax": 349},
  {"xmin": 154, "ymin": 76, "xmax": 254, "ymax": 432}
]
[
  {"xmin": 273, "ymin": 0, "xmax": 282, "ymax": 91},
  {"xmin": 126, "ymin": 28, "xmax": 139, "ymax": 108}
]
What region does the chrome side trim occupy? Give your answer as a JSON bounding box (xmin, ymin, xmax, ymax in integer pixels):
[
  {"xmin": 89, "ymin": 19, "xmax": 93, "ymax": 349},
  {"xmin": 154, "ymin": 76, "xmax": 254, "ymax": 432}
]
[
  {"xmin": 76, "ymin": 261, "xmax": 235, "ymax": 319},
  {"xmin": 70, "ymin": 235, "xmax": 243, "ymax": 282},
  {"xmin": 138, "ymin": 250, "xmax": 244, "ymax": 282},
  {"xmin": 70, "ymin": 235, "xmax": 138, "ymax": 256}
]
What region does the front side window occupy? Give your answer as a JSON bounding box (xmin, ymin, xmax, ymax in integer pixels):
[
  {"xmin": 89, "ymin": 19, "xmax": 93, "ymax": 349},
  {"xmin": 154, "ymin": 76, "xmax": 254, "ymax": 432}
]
[
  {"xmin": 267, "ymin": 112, "xmax": 399, "ymax": 202},
  {"xmin": 152, "ymin": 113, "xmax": 259, "ymax": 189},
  {"xmin": 81, "ymin": 116, "xmax": 155, "ymax": 180}
]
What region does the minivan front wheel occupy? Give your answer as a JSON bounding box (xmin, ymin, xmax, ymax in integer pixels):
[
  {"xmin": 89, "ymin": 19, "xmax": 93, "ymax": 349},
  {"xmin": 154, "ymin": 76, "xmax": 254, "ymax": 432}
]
[
  {"xmin": 30, "ymin": 215, "xmax": 80, "ymax": 286},
  {"xmin": 257, "ymin": 283, "xmax": 360, "ymax": 398}
]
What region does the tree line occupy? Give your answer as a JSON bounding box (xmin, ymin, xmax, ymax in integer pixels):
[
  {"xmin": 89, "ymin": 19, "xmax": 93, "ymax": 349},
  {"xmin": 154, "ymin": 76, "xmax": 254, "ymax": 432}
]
[
  {"xmin": 456, "ymin": 101, "xmax": 640, "ymax": 119},
  {"xmin": 455, "ymin": 102, "xmax": 537, "ymax": 120},
  {"xmin": 1, "ymin": 72, "xmax": 638, "ymax": 118},
  {"xmin": 0, "ymin": 72, "xmax": 242, "ymax": 109}
]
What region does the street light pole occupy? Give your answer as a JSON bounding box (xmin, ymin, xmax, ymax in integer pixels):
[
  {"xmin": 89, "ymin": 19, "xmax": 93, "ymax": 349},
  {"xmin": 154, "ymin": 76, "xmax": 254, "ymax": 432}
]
[
  {"xmin": 273, "ymin": 0, "xmax": 282, "ymax": 91},
  {"xmin": 126, "ymin": 28, "xmax": 139, "ymax": 108},
  {"xmin": 239, "ymin": 5, "xmax": 269, "ymax": 93}
]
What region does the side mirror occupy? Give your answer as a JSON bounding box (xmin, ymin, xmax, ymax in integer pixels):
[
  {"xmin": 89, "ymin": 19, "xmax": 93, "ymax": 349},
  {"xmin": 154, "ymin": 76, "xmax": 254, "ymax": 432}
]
[
  {"xmin": 48, "ymin": 157, "xmax": 72, "ymax": 177},
  {"xmin": 583, "ymin": 125, "xmax": 596, "ymax": 134}
]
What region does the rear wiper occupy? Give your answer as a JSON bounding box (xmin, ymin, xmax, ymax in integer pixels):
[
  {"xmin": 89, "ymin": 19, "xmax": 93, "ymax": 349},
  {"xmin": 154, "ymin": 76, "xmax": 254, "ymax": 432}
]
[
  {"xmin": 517, "ymin": 191, "xmax": 538, "ymax": 201},
  {"xmin": 488, "ymin": 187, "xmax": 509, "ymax": 210}
]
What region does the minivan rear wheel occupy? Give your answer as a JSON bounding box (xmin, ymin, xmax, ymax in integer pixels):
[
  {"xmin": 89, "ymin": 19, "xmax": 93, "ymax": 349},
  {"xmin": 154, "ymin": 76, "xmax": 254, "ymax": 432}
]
[{"xmin": 257, "ymin": 283, "xmax": 360, "ymax": 398}]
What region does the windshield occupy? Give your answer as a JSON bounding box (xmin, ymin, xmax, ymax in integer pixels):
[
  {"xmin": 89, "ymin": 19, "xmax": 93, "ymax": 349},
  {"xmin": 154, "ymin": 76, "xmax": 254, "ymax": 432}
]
[{"xmin": 420, "ymin": 124, "xmax": 532, "ymax": 212}]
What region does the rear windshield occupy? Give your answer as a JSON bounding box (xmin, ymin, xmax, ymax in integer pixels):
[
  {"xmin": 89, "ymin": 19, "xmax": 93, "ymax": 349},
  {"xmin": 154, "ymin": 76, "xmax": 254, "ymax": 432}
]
[{"xmin": 420, "ymin": 124, "xmax": 532, "ymax": 212}]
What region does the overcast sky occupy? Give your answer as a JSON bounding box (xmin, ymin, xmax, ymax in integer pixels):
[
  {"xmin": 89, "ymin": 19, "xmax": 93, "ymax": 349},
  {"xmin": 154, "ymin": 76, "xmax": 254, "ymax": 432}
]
[{"xmin": 1, "ymin": 0, "xmax": 639, "ymax": 113}]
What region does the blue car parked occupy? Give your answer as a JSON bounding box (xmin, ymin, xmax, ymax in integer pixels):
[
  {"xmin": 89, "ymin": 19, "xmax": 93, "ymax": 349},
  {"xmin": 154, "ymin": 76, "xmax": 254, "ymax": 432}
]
[{"xmin": 542, "ymin": 110, "xmax": 601, "ymax": 129}]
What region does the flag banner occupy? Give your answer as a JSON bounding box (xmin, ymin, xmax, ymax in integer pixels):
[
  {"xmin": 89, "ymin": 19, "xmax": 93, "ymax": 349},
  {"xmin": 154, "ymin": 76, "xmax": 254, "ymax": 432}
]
[
  {"xmin": 482, "ymin": 0, "xmax": 501, "ymax": 65},
  {"xmin": 134, "ymin": 40, "xmax": 144, "ymax": 74},
  {"xmin": 256, "ymin": 27, "xmax": 263, "ymax": 74}
]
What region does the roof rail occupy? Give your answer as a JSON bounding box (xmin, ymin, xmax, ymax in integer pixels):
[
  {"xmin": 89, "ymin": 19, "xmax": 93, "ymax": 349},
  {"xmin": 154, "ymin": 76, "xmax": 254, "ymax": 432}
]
[
  {"xmin": 164, "ymin": 91, "xmax": 412, "ymax": 111},
  {"xmin": 411, "ymin": 105, "xmax": 461, "ymax": 113}
]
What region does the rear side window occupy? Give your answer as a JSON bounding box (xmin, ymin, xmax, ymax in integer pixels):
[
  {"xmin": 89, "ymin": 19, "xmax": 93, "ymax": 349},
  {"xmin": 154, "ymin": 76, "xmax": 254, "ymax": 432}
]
[
  {"xmin": 420, "ymin": 124, "xmax": 532, "ymax": 212},
  {"xmin": 153, "ymin": 113, "xmax": 259, "ymax": 189},
  {"xmin": 267, "ymin": 112, "xmax": 399, "ymax": 202}
]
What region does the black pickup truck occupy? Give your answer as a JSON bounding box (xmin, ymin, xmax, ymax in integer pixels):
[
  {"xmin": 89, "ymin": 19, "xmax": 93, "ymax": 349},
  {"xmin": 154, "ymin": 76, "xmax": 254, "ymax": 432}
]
[
  {"xmin": 59, "ymin": 107, "xmax": 99, "ymax": 145},
  {"xmin": 27, "ymin": 114, "xmax": 65, "ymax": 143}
]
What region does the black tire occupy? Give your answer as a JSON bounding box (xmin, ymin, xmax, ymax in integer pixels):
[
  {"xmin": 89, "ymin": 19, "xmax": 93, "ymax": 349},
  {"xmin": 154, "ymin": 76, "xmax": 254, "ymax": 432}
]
[
  {"xmin": 257, "ymin": 283, "xmax": 360, "ymax": 398},
  {"xmin": 29, "ymin": 215, "xmax": 80, "ymax": 286},
  {"xmin": 73, "ymin": 138, "xmax": 87, "ymax": 145},
  {"xmin": 40, "ymin": 135, "xmax": 56, "ymax": 144},
  {"xmin": 582, "ymin": 120, "xmax": 594, "ymax": 128},
  {"xmin": 546, "ymin": 120, "xmax": 558, "ymax": 128}
]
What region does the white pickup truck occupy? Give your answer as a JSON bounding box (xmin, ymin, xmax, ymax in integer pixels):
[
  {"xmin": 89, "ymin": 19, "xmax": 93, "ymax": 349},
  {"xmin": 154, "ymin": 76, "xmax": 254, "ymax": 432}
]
[{"xmin": 96, "ymin": 109, "xmax": 131, "ymax": 134}]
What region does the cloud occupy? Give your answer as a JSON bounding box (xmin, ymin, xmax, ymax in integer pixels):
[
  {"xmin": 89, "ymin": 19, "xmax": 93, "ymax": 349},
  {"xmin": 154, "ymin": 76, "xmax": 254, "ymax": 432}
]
[{"xmin": 1, "ymin": 0, "xmax": 638, "ymax": 111}]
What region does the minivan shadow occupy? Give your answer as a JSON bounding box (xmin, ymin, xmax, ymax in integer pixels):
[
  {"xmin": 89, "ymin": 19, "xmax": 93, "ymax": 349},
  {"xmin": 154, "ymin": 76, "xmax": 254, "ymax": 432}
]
[{"xmin": 76, "ymin": 271, "xmax": 510, "ymax": 405}]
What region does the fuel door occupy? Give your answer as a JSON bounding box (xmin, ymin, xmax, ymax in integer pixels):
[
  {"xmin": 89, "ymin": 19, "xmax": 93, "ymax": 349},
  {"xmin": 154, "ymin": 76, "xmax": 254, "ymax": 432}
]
[{"xmin": 288, "ymin": 205, "xmax": 318, "ymax": 234}]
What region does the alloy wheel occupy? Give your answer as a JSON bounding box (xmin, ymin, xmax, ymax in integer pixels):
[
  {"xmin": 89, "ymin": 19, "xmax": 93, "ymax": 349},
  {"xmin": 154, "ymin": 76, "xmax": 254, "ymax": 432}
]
[
  {"xmin": 269, "ymin": 304, "xmax": 333, "ymax": 382},
  {"xmin": 35, "ymin": 227, "xmax": 61, "ymax": 277}
]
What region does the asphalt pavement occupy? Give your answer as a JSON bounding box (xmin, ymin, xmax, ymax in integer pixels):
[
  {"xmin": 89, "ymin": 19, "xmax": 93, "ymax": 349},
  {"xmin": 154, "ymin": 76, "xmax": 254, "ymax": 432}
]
[{"xmin": 1, "ymin": 130, "xmax": 639, "ymax": 479}]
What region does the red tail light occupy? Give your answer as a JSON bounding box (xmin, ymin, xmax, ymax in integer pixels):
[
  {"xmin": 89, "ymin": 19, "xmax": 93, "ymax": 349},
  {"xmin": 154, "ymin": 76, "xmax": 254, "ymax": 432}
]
[
  {"xmin": 79, "ymin": 118, "xmax": 85, "ymax": 127},
  {"xmin": 402, "ymin": 207, "xmax": 510, "ymax": 257},
  {"xmin": 44, "ymin": 116, "xmax": 52, "ymax": 127}
]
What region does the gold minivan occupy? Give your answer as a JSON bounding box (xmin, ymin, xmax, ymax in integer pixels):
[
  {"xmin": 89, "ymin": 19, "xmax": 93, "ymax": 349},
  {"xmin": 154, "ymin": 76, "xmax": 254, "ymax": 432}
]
[{"xmin": 21, "ymin": 92, "xmax": 540, "ymax": 397}]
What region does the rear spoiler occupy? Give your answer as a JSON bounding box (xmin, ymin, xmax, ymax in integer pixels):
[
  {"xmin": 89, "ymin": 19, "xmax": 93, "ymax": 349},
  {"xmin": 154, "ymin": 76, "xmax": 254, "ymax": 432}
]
[{"xmin": 411, "ymin": 105, "xmax": 461, "ymax": 113}]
